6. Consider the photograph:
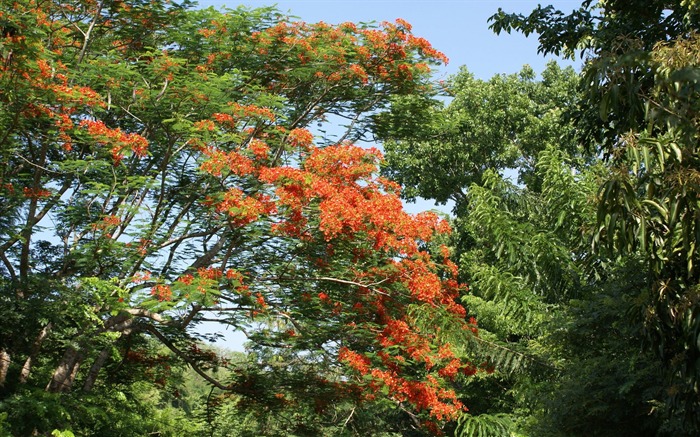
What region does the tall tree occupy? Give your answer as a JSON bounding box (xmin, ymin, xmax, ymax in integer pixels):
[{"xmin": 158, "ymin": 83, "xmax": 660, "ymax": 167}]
[
  {"xmin": 0, "ymin": 1, "xmax": 472, "ymax": 433},
  {"xmin": 380, "ymin": 62, "xmax": 580, "ymax": 212},
  {"xmin": 381, "ymin": 57, "xmax": 685, "ymax": 435},
  {"xmin": 491, "ymin": 0, "xmax": 700, "ymax": 428},
  {"xmin": 381, "ymin": 62, "xmax": 586, "ymax": 435}
]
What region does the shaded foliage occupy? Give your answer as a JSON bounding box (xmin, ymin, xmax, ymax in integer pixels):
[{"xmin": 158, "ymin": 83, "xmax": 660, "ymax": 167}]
[{"xmin": 491, "ymin": 0, "xmax": 700, "ymax": 429}]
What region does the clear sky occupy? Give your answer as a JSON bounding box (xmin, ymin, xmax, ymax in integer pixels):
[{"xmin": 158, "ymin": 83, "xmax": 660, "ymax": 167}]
[
  {"xmin": 192, "ymin": 0, "xmax": 583, "ymax": 349},
  {"xmin": 197, "ymin": 0, "xmax": 583, "ymax": 80}
]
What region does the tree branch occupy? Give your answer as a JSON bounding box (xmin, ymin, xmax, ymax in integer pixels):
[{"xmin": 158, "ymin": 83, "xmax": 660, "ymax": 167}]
[{"xmin": 145, "ymin": 325, "xmax": 233, "ymax": 390}]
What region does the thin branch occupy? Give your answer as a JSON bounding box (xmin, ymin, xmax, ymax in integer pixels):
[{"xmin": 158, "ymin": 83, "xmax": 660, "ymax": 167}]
[
  {"xmin": 0, "ymin": 252, "xmax": 16, "ymax": 282},
  {"xmin": 335, "ymin": 95, "xmax": 383, "ymax": 145},
  {"xmin": 12, "ymin": 153, "xmax": 61, "ymax": 174},
  {"xmin": 312, "ymin": 276, "xmax": 391, "ymax": 295},
  {"xmin": 119, "ymin": 105, "xmax": 144, "ymax": 124},
  {"xmin": 145, "ymin": 325, "xmax": 233, "ymax": 390},
  {"xmin": 155, "ymin": 78, "xmax": 169, "ymax": 101},
  {"xmin": 156, "ymin": 229, "xmax": 222, "ymax": 250},
  {"xmin": 76, "ymin": 1, "xmax": 104, "ymax": 66},
  {"xmin": 342, "ymin": 406, "xmax": 356, "ymax": 428}
]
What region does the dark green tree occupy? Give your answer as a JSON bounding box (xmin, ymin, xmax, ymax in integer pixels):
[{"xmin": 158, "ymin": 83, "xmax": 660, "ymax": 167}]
[
  {"xmin": 491, "ymin": 0, "xmax": 700, "ymax": 429},
  {"xmin": 381, "ymin": 57, "xmax": 684, "ymax": 435}
]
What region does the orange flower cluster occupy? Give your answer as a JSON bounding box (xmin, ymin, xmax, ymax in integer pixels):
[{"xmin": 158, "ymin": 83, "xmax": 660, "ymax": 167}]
[
  {"xmin": 248, "ymin": 139, "xmax": 269, "ymax": 159},
  {"xmin": 22, "ymin": 187, "xmax": 52, "ymax": 199},
  {"xmin": 369, "ymin": 370, "xmax": 465, "ymax": 421},
  {"xmin": 216, "ymin": 188, "xmax": 276, "ymax": 226},
  {"xmin": 338, "ymin": 347, "xmax": 371, "ymax": 374},
  {"xmin": 197, "ymin": 267, "xmax": 223, "ymax": 280},
  {"xmin": 232, "ymin": 103, "xmax": 276, "ymax": 121},
  {"xmin": 255, "ymin": 292, "xmax": 267, "ymax": 308},
  {"xmin": 178, "ymin": 274, "xmax": 195, "ymax": 285},
  {"xmin": 150, "ymin": 284, "xmax": 173, "ymax": 301},
  {"xmin": 286, "ymin": 128, "xmax": 314, "ymax": 149},
  {"xmin": 132, "ymin": 271, "xmax": 152, "ymax": 283},
  {"xmin": 90, "ymin": 215, "xmax": 121, "ymax": 237},
  {"xmin": 1, "ymin": 6, "xmax": 107, "ymax": 160},
  {"xmin": 346, "ymin": 345, "xmax": 468, "ymax": 422},
  {"xmin": 80, "ymin": 119, "xmax": 148, "ymax": 164},
  {"xmin": 231, "ymin": 16, "xmax": 449, "ymax": 93},
  {"xmin": 196, "ymin": 101, "xmax": 471, "ymax": 418},
  {"xmin": 101, "ymin": 215, "xmax": 121, "ymax": 227},
  {"xmin": 200, "ymin": 148, "xmax": 255, "ymax": 177}
]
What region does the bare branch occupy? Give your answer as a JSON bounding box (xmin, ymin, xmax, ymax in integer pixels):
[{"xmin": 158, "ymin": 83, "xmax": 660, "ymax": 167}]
[
  {"xmin": 76, "ymin": 1, "xmax": 104, "ymax": 66},
  {"xmin": 124, "ymin": 308, "xmax": 165, "ymax": 324}
]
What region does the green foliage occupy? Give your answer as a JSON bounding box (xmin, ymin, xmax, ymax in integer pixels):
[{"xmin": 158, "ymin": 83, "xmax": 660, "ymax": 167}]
[
  {"xmin": 381, "ymin": 32, "xmax": 695, "ymax": 430},
  {"xmin": 445, "ymin": 138, "xmax": 681, "ymax": 436},
  {"xmin": 380, "ymin": 61, "xmax": 579, "ymax": 209},
  {"xmin": 516, "ymin": 257, "xmax": 675, "ymax": 436},
  {"xmin": 0, "ymin": 1, "xmax": 468, "ymax": 434},
  {"xmin": 491, "ymin": 0, "xmax": 700, "ymax": 428},
  {"xmin": 455, "ymin": 413, "xmax": 513, "ymax": 437}
]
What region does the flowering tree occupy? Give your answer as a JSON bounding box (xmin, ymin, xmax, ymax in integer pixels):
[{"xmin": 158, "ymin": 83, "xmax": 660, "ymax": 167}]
[{"xmin": 0, "ymin": 1, "xmax": 476, "ymax": 433}]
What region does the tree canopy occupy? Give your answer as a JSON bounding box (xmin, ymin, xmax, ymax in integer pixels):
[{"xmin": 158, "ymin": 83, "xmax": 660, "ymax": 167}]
[
  {"xmin": 491, "ymin": 0, "xmax": 700, "ymax": 428},
  {"xmin": 2, "ymin": 0, "xmax": 700, "ymax": 436},
  {"xmin": 0, "ymin": 1, "xmax": 476, "ymax": 434}
]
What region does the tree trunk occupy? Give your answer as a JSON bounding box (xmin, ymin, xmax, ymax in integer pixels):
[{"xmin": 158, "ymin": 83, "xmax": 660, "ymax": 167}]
[
  {"xmin": 46, "ymin": 313, "xmax": 143, "ymax": 393},
  {"xmin": 82, "ymin": 347, "xmax": 110, "ymax": 392},
  {"xmin": 19, "ymin": 322, "xmax": 52, "ymax": 383},
  {"xmin": 64, "ymin": 354, "xmax": 83, "ymax": 391},
  {"xmin": 0, "ymin": 349, "xmax": 10, "ymax": 386},
  {"xmin": 46, "ymin": 346, "xmax": 81, "ymax": 393}
]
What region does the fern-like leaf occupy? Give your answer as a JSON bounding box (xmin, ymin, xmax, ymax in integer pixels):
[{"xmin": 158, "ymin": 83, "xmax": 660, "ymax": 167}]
[{"xmin": 455, "ymin": 413, "xmax": 513, "ymax": 437}]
